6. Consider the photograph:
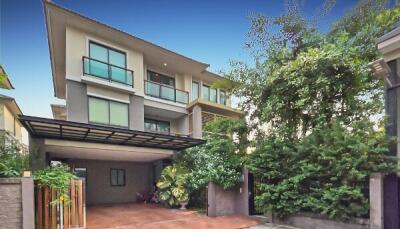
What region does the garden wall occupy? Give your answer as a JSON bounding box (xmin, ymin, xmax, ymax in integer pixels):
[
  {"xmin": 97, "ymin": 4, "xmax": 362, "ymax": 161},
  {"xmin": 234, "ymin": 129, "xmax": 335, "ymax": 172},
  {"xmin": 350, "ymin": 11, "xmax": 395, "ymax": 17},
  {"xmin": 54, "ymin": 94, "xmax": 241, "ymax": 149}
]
[
  {"xmin": 0, "ymin": 177, "xmax": 35, "ymax": 229},
  {"xmin": 274, "ymin": 213, "xmax": 369, "ymax": 229},
  {"xmin": 208, "ymin": 169, "xmax": 249, "ymax": 217}
]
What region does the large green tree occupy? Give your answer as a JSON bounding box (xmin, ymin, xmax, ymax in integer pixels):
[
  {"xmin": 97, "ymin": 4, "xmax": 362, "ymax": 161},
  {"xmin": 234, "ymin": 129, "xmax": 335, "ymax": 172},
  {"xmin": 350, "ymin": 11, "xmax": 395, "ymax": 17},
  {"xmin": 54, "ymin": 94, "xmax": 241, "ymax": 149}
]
[{"xmin": 226, "ymin": 0, "xmax": 400, "ymax": 219}]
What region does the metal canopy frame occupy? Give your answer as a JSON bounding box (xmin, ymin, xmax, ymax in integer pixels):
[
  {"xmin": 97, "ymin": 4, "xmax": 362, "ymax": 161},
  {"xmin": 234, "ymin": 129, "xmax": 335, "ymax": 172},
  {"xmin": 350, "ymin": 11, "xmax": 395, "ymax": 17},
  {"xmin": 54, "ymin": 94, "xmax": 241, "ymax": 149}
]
[{"xmin": 19, "ymin": 115, "xmax": 205, "ymax": 151}]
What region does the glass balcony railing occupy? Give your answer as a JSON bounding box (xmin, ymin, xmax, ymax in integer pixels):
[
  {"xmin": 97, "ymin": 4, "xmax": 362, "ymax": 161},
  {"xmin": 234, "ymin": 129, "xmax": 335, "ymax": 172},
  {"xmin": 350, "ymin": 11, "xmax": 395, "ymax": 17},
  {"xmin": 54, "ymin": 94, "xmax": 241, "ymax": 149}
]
[
  {"xmin": 83, "ymin": 56, "xmax": 134, "ymax": 87},
  {"xmin": 144, "ymin": 80, "xmax": 189, "ymax": 104}
]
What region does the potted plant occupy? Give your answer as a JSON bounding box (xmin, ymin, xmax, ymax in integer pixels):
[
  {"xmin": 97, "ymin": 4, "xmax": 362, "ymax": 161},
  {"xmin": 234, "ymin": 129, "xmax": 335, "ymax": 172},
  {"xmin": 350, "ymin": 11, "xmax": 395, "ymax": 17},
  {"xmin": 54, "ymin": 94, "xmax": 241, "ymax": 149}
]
[{"xmin": 157, "ymin": 165, "xmax": 189, "ymax": 209}]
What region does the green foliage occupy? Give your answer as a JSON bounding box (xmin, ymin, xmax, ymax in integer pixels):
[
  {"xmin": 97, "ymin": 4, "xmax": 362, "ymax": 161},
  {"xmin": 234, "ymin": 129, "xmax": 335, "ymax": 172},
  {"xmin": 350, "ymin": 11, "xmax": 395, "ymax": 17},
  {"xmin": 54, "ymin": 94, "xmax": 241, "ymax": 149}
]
[
  {"xmin": 34, "ymin": 164, "xmax": 76, "ymax": 202},
  {"xmin": 248, "ymin": 120, "xmax": 397, "ymax": 219},
  {"xmin": 177, "ymin": 118, "xmax": 246, "ymax": 191},
  {"xmin": 226, "ymin": 0, "xmax": 400, "ymax": 221},
  {"xmin": 157, "ymin": 165, "xmax": 189, "ymax": 207},
  {"xmin": 0, "ymin": 136, "xmax": 29, "ymax": 177}
]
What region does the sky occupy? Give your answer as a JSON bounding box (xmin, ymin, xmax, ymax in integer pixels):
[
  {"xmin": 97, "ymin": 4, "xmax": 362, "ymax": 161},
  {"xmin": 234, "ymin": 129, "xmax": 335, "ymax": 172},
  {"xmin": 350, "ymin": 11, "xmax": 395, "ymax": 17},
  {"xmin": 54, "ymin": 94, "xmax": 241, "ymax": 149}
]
[{"xmin": 0, "ymin": 0, "xmax": 359, "ymax": 118}]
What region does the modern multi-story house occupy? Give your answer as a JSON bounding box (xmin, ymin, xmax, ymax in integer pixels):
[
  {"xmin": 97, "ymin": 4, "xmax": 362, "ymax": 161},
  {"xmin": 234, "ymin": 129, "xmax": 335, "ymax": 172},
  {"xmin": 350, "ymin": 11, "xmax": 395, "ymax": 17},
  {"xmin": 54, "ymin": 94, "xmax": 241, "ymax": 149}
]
[{"xmin": 21, "ymin": 1, "xmax": 243, "ymax": 206}]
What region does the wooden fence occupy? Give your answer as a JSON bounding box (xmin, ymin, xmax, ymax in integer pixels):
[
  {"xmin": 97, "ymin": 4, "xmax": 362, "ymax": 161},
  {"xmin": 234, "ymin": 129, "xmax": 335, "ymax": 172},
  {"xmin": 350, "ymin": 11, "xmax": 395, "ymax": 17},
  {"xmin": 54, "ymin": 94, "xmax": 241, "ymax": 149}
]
[{"xmin": 35, "ymin": 179, "xmax": 85, "ymax": 229}]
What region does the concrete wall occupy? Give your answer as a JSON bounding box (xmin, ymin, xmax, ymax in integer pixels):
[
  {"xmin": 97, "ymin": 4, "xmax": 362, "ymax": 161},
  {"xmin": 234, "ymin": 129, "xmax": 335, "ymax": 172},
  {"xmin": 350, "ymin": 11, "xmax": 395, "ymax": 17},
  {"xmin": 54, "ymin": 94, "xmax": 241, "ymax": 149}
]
[
  {"xmin": 130, "ymin": 95, "xmax": 144, "ymax": 131},
  {"xmin": 68, "ymin": 159, "xmax": 153, "ymax": 205},
  {"xmin": 274, "ymin": 213, "xmax": 369, "ymax": 229},
  {"xmin": 66, "ymin": 80, "xmax": 88, "ymax": 123},
  {"xmin": 208, "ymin": 169, "xmax": 249, "ymax": 217},
  {"xmin": 0, "ymin": 178, "xmax": 35, "ymax": 229}
]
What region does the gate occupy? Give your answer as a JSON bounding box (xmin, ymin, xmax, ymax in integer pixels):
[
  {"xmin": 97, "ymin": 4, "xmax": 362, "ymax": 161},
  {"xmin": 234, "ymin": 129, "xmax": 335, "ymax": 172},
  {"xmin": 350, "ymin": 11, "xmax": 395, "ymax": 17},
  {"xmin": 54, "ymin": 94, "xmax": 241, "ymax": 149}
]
[
  {"xmin": 248, "ymin": 173, "xmax": 262, "ymax": 215},
  {"xmin": 35, "ymin": 178, "xmax": 86, "ymax": 229}
]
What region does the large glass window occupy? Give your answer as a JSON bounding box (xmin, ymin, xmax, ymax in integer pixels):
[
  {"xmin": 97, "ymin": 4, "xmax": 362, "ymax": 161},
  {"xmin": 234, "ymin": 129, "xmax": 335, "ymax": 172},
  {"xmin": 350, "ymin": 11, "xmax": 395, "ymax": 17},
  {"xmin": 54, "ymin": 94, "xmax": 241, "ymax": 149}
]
[
  {"xmin": 88, "ymin": 41, "xmax": 127, "ymax": 83},
  {"xmin": 147, "ymin": 71, "xmax": 175, "ymax": 87},
  {"xmin": 219, "ymin": 90, "xmax": 226, "ymax": 105},
  {"xmin": 144, "ymin": 119, "xmax": 170, "ymax": 134},
  {"xmin": 88, "ymin": 97, "xmax": 129, "ymax": 127},
  {"xmin": 110, "ymin": 169, "xmax": 125, "ymax": 186},
  {"xmin": 202, "ymin": 85, "xmax": 217, "ymax": 103},
  {"xmin": 192, "ymin": 81, "xmax": 199, "ymax": 101},
  {"xmin": 202, "ymin": 85, "xmax": 210, "ymax": 100}
]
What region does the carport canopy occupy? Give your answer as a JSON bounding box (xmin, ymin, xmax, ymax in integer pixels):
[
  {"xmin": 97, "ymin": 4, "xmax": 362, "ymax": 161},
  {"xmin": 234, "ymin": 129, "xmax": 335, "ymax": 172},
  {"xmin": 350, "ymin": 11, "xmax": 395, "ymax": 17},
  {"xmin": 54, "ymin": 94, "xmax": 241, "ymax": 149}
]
[{"xmin": 19, "ymin": 115, "xmax": 205, "ymax": 151}]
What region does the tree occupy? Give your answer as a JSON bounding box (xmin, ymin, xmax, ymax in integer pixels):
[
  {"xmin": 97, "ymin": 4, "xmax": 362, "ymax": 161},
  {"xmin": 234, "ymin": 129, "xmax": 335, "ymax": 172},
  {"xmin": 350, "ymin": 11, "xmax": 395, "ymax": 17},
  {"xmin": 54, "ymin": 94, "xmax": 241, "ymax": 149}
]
[{"xmin": 227, "ymin": 0, "xmax": 400, "ymax": 219}]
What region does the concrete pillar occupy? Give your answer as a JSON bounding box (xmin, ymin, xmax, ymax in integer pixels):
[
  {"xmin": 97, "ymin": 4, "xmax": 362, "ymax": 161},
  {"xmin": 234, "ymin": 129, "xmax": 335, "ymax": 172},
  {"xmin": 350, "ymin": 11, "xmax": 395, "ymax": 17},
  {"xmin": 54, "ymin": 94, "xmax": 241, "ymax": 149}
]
[
  {"xmin": 29, "ymin": 137, "xmax": 46, "ymax": 170},
  {"xmin": 370, "ymin": 173, "xmax": 384, "ymax": 229},
  {"xmin": 21, "ymin": 177, "xmax": 35, "ymax": 229},
  {"xmin": 66, "ymin": 80, "xmax": 88, "ymax": 123},
  {"xmin": 129, "ymin": 95, "xmax": 144, "ymax": 131},
  {"xmin": 207, "ymin": 182, "xmax": 217, "ymax": 217},
  {"xmin": 234, "ymin": 168, "xmax": 249, "ymax": 216},
  {"xmin": 192, "ymin": 105, "xmax": 202, "ymax": 139}
]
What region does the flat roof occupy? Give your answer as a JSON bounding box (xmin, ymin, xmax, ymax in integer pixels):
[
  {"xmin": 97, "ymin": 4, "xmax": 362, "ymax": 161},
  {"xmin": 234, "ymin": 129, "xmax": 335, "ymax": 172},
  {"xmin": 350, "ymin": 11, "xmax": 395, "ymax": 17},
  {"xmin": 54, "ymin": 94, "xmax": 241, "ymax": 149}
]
[
  {"xmin": 20, "ymin": 115, "xmax": 205, "ymax": 151},
  {"xmin": 378, "ymin": 22, "xmax": 400, "ymax": 43}
]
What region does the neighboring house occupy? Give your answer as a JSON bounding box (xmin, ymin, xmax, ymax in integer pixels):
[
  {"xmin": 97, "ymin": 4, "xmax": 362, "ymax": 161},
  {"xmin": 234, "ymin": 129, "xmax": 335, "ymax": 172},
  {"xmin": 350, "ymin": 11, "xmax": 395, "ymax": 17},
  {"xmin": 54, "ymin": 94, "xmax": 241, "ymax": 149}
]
[
  {"xmin": 370, "ymin": 24, "xmax": 400, "ymax": 229},
  {"xmin": 0, "ymin": 94, "xmax": 26, "ymax": 149},
  {"xmin": 21, "ymin": 1, "xmax": 243, "ymax": 206}
]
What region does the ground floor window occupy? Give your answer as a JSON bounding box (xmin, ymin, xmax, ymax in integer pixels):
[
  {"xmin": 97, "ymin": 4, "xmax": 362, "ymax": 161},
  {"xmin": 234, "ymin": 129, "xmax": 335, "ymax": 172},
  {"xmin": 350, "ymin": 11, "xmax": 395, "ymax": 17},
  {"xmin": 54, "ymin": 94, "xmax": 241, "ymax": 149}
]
[{"xmin": 110, "ymin": 168, "xmax": 125, "ymax": 186}]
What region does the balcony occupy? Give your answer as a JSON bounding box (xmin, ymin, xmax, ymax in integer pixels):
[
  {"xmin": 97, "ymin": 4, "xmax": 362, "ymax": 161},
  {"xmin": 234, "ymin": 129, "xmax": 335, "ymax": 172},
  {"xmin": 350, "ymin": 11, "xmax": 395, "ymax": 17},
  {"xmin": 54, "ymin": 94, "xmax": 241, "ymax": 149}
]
[
  {"xmin": 144, "ymin": 80, "xmax": 189, "ymax": 104},
  {"xmin": 83, "ymin": 56, "xmax": 134, "ymax": 87}
]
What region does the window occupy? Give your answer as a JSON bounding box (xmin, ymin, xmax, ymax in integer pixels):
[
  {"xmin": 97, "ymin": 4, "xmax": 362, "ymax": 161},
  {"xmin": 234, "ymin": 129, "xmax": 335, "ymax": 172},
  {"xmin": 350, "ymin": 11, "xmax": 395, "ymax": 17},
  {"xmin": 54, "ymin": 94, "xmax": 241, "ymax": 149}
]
[
  {"xmin": 88, "ymin": 41, "xmax": 127, "ymax": 83},
  {"xmin": 110, "ymin": 169, "xmax": 125, "ymax": 186},
  {"xmin": 219, "ymin": 90, "xmax": 226, "ymax": 105},
  {"xmin": 144, "ymin": 119, "xmax": 170, "ymax": 134},
  {"xmin": 192, "ymin": 81, "xmax": 199, "ymax": 101},
  {"xmin": 147, "ymin": 70, "xmax": 175, "ymax": 87},
  {"xmin": 88, "ymin": 97, "xmax": 129, "ymax": 127},
  {"xmin": 202, "ymin": 85, "xmax": 217, "ymax": 103}
]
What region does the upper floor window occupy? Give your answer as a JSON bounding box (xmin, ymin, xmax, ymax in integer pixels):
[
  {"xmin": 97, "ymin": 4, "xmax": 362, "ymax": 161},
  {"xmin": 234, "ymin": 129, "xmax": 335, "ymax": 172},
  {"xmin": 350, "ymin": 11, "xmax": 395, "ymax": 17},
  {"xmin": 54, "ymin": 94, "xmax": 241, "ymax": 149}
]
[
  {"xmin": 192, "ymin": 81, "xmax": 199, "ymax": 101},
  {"xmin": 88, "ymin": 97, "xmax": 129, "ymax": 127},
  {"xmin": 84, "ymin": 41, "xmax": 133, "ymax": 86},
  {"xmin": 147, "ymin": 70, "xmax": 175, "ymax": 87},
  {"xmin": 219, "ymin": 90, "xmax": 227, "ymax": 105},
  {"xmin": 202, "ymin": 85, "xmax": 217, "ymax": 103},
  {"xmin": 144, "ymin": 119, "xmax": 170, "ymax": 134}
]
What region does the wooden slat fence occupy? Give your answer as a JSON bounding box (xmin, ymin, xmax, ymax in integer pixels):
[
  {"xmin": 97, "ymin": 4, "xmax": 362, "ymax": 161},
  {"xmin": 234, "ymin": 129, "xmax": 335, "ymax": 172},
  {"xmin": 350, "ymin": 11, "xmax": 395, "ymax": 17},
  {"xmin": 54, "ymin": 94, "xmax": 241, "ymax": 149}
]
[{"xmin": 35, "ymin": 179, "xmax": 85, "ymax": 229}]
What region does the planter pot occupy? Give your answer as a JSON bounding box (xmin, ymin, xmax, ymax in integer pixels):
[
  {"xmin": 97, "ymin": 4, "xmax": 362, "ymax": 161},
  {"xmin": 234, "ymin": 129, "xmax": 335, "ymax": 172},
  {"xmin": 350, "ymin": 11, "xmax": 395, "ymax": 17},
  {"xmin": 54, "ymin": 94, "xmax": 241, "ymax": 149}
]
[{"xmin": 180, "ymin": 202, "xmax": 188, "ymax": 210}]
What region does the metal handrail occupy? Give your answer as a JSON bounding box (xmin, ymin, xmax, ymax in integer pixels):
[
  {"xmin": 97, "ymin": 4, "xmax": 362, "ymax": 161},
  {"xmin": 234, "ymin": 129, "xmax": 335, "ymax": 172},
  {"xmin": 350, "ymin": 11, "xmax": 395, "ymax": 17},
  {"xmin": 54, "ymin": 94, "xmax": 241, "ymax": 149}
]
[
  {"xmin": 82, "ymin": 56, "xmax": 134, "ymax": 87},
  {"xmin": 144, "ymin": 80, "xmax": 189, "ymax": 104}
]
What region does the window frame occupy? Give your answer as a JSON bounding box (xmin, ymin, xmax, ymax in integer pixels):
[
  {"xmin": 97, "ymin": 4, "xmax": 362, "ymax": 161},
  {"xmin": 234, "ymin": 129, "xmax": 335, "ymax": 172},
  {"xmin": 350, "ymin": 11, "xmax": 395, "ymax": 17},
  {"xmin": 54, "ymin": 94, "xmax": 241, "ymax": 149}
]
[
  {"xmin": 147, "ymin": 70, "xmax": 175, "ymax": 87},
  {"xmin": 89, "ymin": 41, "xmax": 127, "ymax": 68},
  {"xmin": 192, "ymin": 81, "xmax": 199, "ymax": 101},
  {"xmin": 219, "ymin": 90, "xmax": 227, "ymax": 105},
  {"xmin": 88, "ymin": 96, "xmax": 130, "ymax": 128},
  {"xmin": 202, "ymin": 84, "xmax": 217, "ymax": 103},
  {"xmin": 110, "ymin": 168, "xmax": 125, "ymax": 187},
  {"xmin": 144, "ymin": 118, "xmax": 170, "ymax": 134}
]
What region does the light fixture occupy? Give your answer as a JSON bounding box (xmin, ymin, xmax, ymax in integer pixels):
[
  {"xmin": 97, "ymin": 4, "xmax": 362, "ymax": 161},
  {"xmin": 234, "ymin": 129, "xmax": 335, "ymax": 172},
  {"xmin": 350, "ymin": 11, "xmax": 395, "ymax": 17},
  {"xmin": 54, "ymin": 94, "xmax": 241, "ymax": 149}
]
[
  {"xmin": 163, "ymin": 63, "xmax": 168, "ymax": 67},
  {"xmin": 369, "ymin": 58, "xmax": 392, "ymax": 86}
]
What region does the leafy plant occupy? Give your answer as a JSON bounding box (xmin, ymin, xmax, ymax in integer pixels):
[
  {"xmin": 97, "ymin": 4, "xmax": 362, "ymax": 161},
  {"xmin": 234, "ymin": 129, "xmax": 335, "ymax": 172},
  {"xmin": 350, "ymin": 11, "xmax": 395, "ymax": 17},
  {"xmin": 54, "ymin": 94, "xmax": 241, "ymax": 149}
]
[
  {"xmin": 0, "ymin": 135, "xmax": 29, "ymax": 177},
  {"xmin": 157, "ymin": 165, "xmax": 189, "ymax": 207},
  {"xmin": 176, "ymin": 118, "xmax": 247, "ymax": 191},
  {"xmin": 34, "ymin": 164, "xmax": 76, "ymax": 203},
  {"xmin": 225, "ymin": 0, "xmax": 400, "ymax": 221}
]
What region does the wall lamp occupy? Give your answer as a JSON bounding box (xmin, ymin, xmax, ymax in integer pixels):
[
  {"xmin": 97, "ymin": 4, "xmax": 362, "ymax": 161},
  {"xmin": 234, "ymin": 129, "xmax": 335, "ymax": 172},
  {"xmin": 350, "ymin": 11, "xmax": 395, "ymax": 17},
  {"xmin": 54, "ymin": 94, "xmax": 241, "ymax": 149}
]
[{"xmin": 369, "ymin": 58, "xmax": 400, "ymax": 90}]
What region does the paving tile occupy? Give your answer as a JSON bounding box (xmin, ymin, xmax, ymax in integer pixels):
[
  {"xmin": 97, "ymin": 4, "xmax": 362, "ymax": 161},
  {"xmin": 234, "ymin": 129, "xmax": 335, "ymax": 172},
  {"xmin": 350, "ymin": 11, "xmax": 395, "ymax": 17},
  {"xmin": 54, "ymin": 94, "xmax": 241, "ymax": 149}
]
[{"xmin": 87, "ymin": 203, "xmax": 262, "ymax": 229}]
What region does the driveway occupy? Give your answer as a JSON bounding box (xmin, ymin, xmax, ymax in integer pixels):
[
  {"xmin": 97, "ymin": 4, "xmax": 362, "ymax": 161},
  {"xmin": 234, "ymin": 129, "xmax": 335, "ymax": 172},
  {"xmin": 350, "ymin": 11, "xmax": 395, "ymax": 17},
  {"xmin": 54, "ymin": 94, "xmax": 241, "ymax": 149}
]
[{"xmin": 87, "ymin": 203, "xmax": 262, "ymax": 229}]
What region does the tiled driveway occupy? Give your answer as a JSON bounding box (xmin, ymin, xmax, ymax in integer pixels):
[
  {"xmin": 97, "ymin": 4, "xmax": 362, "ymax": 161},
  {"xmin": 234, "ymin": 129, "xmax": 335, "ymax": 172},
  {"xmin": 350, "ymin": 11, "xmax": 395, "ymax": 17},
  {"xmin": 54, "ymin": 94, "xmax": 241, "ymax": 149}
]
[{"xmin": 87, "ymin": 203, "xmax": 262, "ymax": 229}]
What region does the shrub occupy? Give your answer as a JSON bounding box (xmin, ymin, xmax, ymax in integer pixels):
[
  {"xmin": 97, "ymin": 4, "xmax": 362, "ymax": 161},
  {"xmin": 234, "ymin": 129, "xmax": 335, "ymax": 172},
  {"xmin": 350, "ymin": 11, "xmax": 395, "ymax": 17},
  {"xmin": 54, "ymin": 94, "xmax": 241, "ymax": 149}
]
[
  {"xmin": 247, "ymin": 120, "xmax": 397, "ymax": 219},
  {"xmin": 34, "ymin": 164, "xmax": 76, "ymax": 202},
  {"xmin": 0, "ymin": 137, "xmax": 29, "ymax": 177},
  {"xmin": 157, "ymin": 165, "xmax": 189, "ymax": 207}
]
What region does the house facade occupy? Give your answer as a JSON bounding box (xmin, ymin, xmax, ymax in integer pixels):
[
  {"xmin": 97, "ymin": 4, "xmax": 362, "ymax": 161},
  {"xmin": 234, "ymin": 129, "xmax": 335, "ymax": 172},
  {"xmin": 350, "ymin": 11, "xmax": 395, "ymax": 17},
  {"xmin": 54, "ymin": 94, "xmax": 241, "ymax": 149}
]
[
  {"xmin": 0, "ymin": 94, "xmax": 26, "ymax": 149},
  {"xmin": 370, "ymin": 24, "xmax": 400, "ymax": 229},
  {"xmin": 22, "ymin": 1, "xmax": 243, "ymax": 206}
]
